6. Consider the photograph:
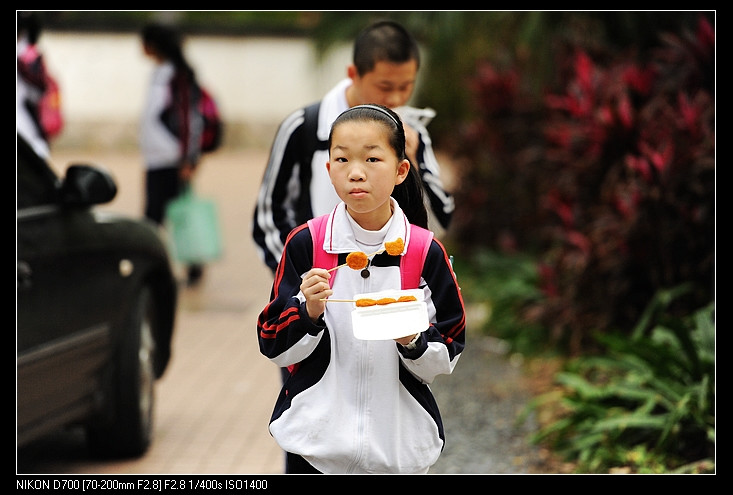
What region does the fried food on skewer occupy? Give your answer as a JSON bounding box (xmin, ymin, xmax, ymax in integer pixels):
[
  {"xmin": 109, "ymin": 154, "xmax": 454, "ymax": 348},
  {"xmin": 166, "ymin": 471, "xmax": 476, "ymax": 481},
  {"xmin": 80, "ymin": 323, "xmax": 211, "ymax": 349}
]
[
  {"xmin": 346, "ymin": 251, "xmax": 368, "ymax": 269},
  {"xmin": 327, "ymin": 251, "xmax": 368, "ymax": 272},
  {"xmin": 321, "ymin": 295, "xmax": 418, "ymax": 305},
  {"xmin": 355, "ymin": 298, "xmax": 377, "ymax": 307},
  {"xmin": 324, "ymin": 238, "xmax": 404, "ymax": 273},
  {"xmin": 384, "ymin": 238, "xmax": 404, "ymax": 256}
]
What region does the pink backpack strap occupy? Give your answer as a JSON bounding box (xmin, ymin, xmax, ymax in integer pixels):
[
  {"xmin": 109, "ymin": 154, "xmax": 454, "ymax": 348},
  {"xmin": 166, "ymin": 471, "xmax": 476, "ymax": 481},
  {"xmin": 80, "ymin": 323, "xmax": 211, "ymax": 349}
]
[
  {"xmin": 308, "ymin": 214, "xmax": 338, "ymax": 287},
  {"xmin": 288, "ymin": 215, "xmax": 334, "ymax": 376},
  {"xmin": 401, "ymin": 225, "xmax": 433, "ymax": 289}
]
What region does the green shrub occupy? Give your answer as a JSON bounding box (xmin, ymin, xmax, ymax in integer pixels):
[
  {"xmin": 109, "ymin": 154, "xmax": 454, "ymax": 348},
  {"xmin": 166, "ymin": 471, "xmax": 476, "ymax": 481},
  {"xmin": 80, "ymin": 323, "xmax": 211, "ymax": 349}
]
[
  {"xmin": 451, "ymin": 249, "xmax": 548, "ymax": 354},
  {"xmin": 522, "ymin": 285, "xmax": 715, "ymax": 473}
]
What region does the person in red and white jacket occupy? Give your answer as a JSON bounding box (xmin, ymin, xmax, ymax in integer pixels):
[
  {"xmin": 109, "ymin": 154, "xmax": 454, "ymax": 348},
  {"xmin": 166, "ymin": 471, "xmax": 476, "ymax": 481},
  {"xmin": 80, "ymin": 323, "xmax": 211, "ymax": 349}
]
[{"xmin": 17, "ymin": 11, "xmax": 51, "ymax": 159}]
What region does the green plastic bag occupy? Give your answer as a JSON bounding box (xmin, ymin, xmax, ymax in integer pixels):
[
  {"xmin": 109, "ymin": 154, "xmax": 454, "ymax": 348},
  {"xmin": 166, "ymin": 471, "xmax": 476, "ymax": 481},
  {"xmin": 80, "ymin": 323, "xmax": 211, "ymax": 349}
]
[{"xmin": 165, "ymin": 186, "xmax": 223, "ymax": 263}]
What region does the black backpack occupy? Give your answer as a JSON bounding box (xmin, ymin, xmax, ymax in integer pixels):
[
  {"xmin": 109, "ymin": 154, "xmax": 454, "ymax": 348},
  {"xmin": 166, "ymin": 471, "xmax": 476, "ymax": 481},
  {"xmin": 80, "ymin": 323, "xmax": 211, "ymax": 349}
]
[
  {"xmin": 300, "ymin": 101, "xmax": 329, "ymax": 166},
  {"xmin": 160, "ymin": 72, "xmax": 223, "ymax": 155}
]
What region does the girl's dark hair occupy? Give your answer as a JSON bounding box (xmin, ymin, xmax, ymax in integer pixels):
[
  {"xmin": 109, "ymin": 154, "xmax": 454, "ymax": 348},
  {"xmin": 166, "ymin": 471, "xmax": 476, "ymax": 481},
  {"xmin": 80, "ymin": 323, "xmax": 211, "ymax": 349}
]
[
  {"xmin": 141, "ymin": 22, "xmax": 195, "ymax": 81},
  {"xmin": 329, "ymin": 104, "xmax": 428, "ymax": 229}
]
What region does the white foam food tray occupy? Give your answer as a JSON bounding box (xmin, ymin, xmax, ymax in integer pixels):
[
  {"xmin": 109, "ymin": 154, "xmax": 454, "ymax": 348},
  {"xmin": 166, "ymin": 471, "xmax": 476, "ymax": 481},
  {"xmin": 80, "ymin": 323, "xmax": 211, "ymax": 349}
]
[{"xmin": 351, "ymin": 289, "xmax": 429, "ymax": 340}]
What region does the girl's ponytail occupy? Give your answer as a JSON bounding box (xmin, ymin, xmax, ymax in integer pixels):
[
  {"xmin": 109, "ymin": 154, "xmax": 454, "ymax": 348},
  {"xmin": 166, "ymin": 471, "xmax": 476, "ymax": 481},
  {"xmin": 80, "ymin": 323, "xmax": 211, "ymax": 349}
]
[{"xmin": 393, "ymin": 163, "xmax": 428, "ymax": 229}]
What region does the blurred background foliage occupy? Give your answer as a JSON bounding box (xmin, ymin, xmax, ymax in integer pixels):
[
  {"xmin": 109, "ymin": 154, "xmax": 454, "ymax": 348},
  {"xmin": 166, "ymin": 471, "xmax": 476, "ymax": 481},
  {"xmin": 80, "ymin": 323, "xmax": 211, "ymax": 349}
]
[
  {"xmin": 41, "ymin": 10, "xmax": 318, "ymax": 36},
  {"xmin": 35, "ymin": 11, "xmax": 715, "ymax": 472}
]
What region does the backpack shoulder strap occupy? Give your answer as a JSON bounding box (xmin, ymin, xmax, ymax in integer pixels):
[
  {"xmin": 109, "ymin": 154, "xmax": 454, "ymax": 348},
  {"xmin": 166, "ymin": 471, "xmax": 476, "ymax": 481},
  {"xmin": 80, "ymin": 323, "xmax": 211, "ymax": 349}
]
[
  {"xmin": 301, "ymin": 101, "xmax": 329, "ymax": 166},
  {"xmin": 302, "ymin": 101, "xmax": 320, "ymax": 136},
  {"xmin": 307, "ymin": 214, "xmax": 338, "ymax": 287},
  {"xmin": 401, "ymin": 225, "xmax": 434, "ymax": 289}
]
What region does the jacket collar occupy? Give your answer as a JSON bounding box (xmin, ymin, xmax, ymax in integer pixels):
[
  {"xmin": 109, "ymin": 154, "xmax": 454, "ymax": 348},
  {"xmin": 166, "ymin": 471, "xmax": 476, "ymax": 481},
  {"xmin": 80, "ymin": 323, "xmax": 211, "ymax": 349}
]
[
  {"xmin": 317, "ymin": 78, "xmax": 351, "ymax": 142},
  {"xmin": 321, "ymin": 199, "xmax": 411, "ymax": 255}
]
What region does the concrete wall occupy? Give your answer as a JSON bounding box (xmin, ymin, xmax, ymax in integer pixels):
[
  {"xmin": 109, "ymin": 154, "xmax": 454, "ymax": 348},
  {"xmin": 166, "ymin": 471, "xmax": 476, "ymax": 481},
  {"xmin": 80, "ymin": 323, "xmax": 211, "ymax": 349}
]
[{"xmin": 38, "ymin": 32, "xmax": 352, "ymax": 150}]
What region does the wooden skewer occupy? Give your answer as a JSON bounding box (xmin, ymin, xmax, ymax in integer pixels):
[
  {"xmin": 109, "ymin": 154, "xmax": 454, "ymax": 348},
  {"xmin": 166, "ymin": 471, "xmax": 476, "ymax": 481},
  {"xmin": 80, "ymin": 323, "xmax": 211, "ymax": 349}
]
[{"xmin": 321, "ymin": 296, "xmax": 417, "ymax": 303}]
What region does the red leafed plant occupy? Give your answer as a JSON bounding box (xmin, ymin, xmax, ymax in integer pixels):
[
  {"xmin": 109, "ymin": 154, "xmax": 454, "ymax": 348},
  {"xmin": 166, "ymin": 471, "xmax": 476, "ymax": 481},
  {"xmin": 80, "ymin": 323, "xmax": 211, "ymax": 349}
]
[{"xmin": 450, "ymin": 15, "xmax": 714, "ymax": 354}]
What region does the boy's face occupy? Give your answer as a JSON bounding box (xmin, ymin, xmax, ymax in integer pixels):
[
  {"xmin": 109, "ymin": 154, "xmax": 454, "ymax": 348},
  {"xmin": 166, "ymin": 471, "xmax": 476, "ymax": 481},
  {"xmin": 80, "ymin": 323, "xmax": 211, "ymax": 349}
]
[{"xmin": 348, "ymin": 60, "xmax": 418, "ymax": 109}]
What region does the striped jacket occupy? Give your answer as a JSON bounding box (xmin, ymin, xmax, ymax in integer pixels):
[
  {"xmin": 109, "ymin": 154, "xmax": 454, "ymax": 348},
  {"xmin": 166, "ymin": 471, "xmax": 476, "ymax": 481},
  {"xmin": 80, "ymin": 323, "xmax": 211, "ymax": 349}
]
[
  {"xmin": 256, "ymin": 202, "xmax": 466, "ymax": 473},
  {"xmin": 252, "ymin": 78, "xmax": 456, "ymax": 273}
]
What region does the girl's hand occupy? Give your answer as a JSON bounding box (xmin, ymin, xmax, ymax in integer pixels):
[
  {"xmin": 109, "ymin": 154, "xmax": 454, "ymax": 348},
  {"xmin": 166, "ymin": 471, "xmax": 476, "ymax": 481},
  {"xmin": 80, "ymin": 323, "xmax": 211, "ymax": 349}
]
[
  {"xmin": 300, "ymin": 268, "xmax": 332, "ymax": 322},
  {"xmin": 395, "ymin": 333, "xmax": 418, "ymax": 346}
]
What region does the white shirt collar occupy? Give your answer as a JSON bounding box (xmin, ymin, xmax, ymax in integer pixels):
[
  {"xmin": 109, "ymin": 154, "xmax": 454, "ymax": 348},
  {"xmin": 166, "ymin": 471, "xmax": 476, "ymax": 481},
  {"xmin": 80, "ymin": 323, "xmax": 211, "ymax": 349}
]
[{"xmin": 321, "ymin": 198, "xmax": 410, "ymax": 256}]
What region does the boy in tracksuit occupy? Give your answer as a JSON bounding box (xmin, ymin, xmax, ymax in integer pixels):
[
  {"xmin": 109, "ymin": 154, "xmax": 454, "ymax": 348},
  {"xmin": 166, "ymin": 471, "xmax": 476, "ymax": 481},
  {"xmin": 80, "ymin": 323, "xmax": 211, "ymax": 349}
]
[{"xmin": 252, "ymin": 20, "xmax": 455, "ymax": 275}]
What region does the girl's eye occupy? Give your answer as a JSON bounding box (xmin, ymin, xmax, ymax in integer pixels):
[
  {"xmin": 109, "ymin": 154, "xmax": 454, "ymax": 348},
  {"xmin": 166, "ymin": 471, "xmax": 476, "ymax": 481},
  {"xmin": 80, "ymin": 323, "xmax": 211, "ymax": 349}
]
[{"xmin": 366, "ymin": 157, "xmax": 380, "ymax": 163}]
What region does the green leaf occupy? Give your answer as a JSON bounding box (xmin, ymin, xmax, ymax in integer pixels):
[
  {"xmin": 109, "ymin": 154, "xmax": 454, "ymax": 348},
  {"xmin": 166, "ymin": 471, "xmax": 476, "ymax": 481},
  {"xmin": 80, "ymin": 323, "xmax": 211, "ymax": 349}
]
[{"xmin": 593, "ymin": 414, "xmax": 667, "ymax": 432}]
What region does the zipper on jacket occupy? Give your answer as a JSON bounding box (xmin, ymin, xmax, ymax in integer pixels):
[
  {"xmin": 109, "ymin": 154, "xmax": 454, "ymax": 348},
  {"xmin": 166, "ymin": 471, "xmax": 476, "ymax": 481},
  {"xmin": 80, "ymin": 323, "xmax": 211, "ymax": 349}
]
[{"xmin": 345, "ymin": 265, "xmax": 373, "ymax": 473}]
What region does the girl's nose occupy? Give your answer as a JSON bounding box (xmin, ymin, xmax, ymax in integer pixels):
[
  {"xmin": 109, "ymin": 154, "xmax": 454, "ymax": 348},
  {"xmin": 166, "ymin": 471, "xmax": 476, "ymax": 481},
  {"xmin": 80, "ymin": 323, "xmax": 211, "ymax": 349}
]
[{"xmin": 348, "ymin": 165, "xmax": 366, "ymax": 181}]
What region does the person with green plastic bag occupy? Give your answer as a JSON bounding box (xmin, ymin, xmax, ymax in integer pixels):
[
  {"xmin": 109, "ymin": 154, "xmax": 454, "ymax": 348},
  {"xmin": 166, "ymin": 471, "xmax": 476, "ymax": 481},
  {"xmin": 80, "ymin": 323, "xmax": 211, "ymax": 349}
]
[
  {"xmin": 139, "ymin": 22, "xmax": 207, "ymax": 286},
  {"xmin": 164, "ymin": 185, "xmax": 223, "ymax": 269}
]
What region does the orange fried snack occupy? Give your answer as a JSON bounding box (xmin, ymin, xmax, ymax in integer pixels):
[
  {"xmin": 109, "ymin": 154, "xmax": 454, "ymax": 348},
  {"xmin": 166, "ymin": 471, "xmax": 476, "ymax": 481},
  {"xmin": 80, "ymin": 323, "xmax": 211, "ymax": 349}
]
[
  {"xmin": 397, "ymin": 295, "xmax": 418, "ymax": 303},
  {"xmin": 376, "ymin": 297, "xmax": 398, "ymax": 305},
  {"xmin": 353, "ymin": 295, "xmax": 418, "ymax": 306},
  {"xmin": 384, "ymin": 238, "xmax": 404, "ymax": 256},
  {"xmin": 355, "ymin": 298, "xmax": 377, "ymax": 307},
  {"xmin": 346, "ymin": 251, "xmax": 369, "ymax": 270}
]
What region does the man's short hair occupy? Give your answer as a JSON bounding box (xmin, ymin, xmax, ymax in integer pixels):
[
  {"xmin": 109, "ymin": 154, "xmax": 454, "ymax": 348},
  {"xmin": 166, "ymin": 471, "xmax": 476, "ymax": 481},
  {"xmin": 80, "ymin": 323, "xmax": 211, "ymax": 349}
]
[{"xmin": 352, "ymin": 20, "xmax": 420, "ymax": 75}]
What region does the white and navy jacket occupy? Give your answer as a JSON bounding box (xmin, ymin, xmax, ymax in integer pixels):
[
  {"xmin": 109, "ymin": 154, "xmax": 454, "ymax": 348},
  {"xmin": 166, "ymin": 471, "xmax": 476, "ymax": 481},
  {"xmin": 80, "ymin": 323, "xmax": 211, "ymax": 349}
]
[
  {"xmin": 16, "ymin": 36, "xmax": 49, "ymax": 159},
  {"xmin": 252, "ymin": 78, "xmax": 456, "ymax": 273},
  {"xmin": 256, "ymin": 201, "xmax": 465, "ymax": 473},
  {"xmin": 139, "ymin": 61, "xmax": 203, "ymax": 170}
]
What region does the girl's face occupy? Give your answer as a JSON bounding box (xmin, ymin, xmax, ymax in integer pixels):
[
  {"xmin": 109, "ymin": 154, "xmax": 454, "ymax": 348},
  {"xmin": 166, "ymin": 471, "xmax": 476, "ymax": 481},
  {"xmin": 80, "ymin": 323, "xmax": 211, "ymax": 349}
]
[{"xmin": 327, "ymin": 120, "xmax": 410, "ymax": 230}]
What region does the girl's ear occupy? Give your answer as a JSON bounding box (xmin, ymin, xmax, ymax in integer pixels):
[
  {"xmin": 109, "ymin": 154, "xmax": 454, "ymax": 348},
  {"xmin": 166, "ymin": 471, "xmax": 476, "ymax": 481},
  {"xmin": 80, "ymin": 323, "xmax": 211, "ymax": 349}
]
[{"xmin": 395, "ymin": 159, "xmax": 410, "ymax": 185}]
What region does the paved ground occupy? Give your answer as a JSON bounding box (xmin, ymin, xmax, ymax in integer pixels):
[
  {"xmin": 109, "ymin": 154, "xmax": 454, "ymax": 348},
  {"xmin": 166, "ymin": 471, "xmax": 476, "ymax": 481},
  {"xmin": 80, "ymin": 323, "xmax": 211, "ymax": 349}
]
[{"xmin": 16, "ymin": 147, "xmax": 550, "ymax": 475}]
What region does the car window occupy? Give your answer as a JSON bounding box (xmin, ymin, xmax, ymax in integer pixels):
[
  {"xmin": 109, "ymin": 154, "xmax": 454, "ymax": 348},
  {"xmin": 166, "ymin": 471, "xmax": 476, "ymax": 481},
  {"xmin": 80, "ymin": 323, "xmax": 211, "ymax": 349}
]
[{"xmin": 17, "ymin": 135, "xmax": 60, "ymax": 209}]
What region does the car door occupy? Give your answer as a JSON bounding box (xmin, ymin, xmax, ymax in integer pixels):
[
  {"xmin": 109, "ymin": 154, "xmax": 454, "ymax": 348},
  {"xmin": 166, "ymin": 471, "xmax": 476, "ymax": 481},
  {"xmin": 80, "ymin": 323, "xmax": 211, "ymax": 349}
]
[{"xmin": 17, "ymin": 139, "xmax": 117, "ymax": 443}]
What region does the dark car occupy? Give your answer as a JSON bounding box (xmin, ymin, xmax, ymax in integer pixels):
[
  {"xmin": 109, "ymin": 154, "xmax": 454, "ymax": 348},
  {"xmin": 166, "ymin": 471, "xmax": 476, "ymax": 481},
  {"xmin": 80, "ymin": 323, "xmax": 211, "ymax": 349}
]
[{"xmin": 17, "ymin": 135, "xmax": 178, "ymax": 458}]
